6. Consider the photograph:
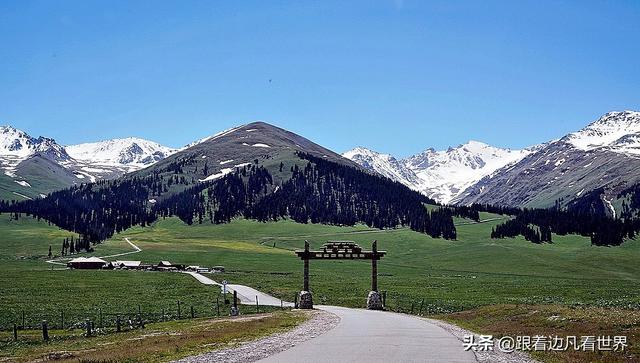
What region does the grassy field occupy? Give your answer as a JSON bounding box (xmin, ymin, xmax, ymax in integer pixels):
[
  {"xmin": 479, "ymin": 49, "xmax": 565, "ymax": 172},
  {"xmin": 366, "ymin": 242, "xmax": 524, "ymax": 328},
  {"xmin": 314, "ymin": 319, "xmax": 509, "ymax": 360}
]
[
  {"xmin": 1, "ymin": 310, "xmax": 307, "ymax": 362},
  {"xmin": 1, "ymin": 211, "xmax": 640, "ymax": 361},
  {"xmin": 439, "ymin": 304, "xmax": 640, "ymax": 363}
]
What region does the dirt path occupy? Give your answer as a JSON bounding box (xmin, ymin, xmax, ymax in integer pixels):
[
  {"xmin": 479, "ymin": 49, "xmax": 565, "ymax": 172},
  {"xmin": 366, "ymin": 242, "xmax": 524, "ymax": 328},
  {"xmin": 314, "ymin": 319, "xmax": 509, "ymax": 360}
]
[{"xmin": 45, "ymin": 237, "xmax": 142, "ymax": 266}]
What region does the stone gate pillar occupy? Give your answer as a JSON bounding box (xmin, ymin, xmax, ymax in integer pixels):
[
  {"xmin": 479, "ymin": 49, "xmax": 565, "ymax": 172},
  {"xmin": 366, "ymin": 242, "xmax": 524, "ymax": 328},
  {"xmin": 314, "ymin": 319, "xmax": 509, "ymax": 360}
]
[
  {"xmin": 298, "ymin": 240, "xmax": 313, "ymax": 309},
  {"xmin": 367, "ymin": 240, "xmax": 383, "ymax": 310}
]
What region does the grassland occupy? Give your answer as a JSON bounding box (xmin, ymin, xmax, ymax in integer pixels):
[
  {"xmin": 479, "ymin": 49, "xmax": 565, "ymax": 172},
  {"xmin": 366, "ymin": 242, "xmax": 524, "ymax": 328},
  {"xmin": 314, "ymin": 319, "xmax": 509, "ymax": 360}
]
[
  {"xmin": 439, "ymin": 304, "xmax": 640, "ymax": 362},
  {"xmin": 1, "ymin": 211, "xmax": 640, "ymax": 361},
  {"xmin": 0, "ymin": 310, "xmax": 306, "ymax": 362}
]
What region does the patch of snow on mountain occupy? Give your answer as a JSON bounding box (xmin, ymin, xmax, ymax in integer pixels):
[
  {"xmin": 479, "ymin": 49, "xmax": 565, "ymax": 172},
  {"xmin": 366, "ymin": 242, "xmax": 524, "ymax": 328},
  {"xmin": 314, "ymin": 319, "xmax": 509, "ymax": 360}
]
[
  {"xmin": 12, "ymin": 192, "xmax": 31, "ymax": 200},
  {"xmin": 252, "ymin": 143, "xmax": 270, "ymax": 148},
  {"xmin": 15, "ymin": 180, "xmax": 31, "ymax": 187},
  {"xmin": 200, "ymin": 168, "xmax": 233, "ymax": 182},
  {"xmin": 184, "ymin": 126, "xmax": 243, "ymax": 149}
]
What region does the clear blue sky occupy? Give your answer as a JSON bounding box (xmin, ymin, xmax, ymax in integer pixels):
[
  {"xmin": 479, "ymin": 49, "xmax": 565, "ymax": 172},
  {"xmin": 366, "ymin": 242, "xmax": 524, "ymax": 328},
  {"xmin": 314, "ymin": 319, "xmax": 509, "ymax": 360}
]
[{"xmin": 1, "ymin": 1, "xmax": 639, "ymax": 157}]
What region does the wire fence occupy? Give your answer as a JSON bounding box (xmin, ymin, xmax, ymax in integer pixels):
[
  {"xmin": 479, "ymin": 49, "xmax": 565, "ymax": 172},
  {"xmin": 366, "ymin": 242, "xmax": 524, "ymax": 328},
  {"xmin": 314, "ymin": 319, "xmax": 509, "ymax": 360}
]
[
  {"xmin": 0, "ymin": 293, "xmax": 291, "ymax": 338},
  {"xmin": 380, "ymin": 291, "xmax": 478, "ymax": 316}
]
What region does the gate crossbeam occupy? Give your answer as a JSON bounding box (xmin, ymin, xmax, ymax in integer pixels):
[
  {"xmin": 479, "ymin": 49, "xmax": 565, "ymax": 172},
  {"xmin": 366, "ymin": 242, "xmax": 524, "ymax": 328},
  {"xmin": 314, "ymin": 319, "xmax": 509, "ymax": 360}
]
[{"xmin": 294, "ymin": 240, "xmax": 386, "ymax": 310}]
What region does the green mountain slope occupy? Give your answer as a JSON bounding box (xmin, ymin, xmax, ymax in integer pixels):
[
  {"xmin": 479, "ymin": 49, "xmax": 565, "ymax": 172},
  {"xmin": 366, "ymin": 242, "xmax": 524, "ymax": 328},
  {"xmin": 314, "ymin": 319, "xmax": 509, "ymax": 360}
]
[{"xmin": 131, "ymin": 121, "xmax": 363, "ymax": 200}]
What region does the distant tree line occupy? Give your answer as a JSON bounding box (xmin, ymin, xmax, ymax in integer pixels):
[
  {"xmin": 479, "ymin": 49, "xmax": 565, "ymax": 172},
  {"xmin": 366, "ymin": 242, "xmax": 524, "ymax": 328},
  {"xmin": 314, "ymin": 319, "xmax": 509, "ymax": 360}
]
[
  {"xmin": 4, "ymin": 150, "xmax": 638, "ymax": 247},
  {"xmin": 474, "ymin": 202, "xmax": 639, "ymax": 246}
]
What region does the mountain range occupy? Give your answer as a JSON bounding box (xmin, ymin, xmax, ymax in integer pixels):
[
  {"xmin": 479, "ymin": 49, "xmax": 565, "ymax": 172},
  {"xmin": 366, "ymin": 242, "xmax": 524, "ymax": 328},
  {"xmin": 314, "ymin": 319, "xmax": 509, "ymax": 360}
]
[
  {"xmin": 0, "ymin": 126, "xmax": 176, "ymax": 200},
  {"xmin": 343, "ymin": 110, "xmax": 640, "ymax": 217},
  {"xmin": 2, "ymin": 110, "xmax": 640, "ymax": 219},
  {"xmin": 343, "ymin": 141, "xmax": 539, "ymax": 204}
]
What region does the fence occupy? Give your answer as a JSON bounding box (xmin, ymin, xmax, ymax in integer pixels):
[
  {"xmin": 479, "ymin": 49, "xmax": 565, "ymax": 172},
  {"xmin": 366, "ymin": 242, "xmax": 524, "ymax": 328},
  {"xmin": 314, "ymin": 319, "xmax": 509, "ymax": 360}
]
[{"xmin": 1, "ymin": 292, "xmax": 292, "ymax": 342}]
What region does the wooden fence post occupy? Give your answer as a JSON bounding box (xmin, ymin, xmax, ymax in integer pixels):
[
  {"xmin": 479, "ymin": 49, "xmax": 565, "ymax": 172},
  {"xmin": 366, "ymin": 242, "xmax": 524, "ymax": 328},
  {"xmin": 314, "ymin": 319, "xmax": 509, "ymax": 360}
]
[
  {"xmin": 419, "ymin": 299, "xmax": 424, "ymax": 315},
  {"xmin": 190, "ymin": 306, "xmax": 195, "ymax": 319},
  {"xmin": 42, "ymin": 320, "xmax": 49, "ymax": 342},
  {"xmin": 256, "ymin": 296, "xmax": 259, "ymax": 313},
  {"xmin": 85, "ymin": 319, "xmax": 92, "ymax": 337},
  {"xmin": 116, "ymin": 315, "xmax": 121, "ymax": 332},
  {"xmin": 411, "ymin": 302, "xmax": 415, "ymax": 315},
  {"xmin": 13, "ymin": 323, "xmax": 17, "ymax": 342}
]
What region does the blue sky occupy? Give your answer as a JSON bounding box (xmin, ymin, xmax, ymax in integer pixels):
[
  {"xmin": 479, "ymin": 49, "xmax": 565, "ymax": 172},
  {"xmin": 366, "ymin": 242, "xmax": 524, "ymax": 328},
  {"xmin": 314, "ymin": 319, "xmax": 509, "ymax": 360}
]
[{"xmin": 1, "ymin": 1, "xmax": 639, "ymax": 157}]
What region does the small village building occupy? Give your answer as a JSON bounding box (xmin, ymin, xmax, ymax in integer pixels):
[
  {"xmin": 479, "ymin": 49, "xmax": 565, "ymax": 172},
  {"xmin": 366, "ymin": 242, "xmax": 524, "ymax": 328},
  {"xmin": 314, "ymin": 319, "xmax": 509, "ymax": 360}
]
[
  {"xmin": 186, "ymin": 265, "xmax": 209, "ymax": 273},
  {"xmin": 157, "ymin": 261, "xmax": 185, "ymax": 270},
  {"xmin": 212, "ymin": 266, "xmax": 225, "ymax": 273},
  {"xmin": 67, "ymin": 257, "xmax": 107, "ymax": 269},
  {"xmin": 109, "ymin": 260, "xmax": 142, "ymax": 269}
]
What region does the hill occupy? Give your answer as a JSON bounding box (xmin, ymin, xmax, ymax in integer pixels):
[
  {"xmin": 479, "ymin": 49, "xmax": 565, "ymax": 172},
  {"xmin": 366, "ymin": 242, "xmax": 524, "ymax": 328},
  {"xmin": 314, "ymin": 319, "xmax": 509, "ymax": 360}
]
[{"xmin": 455, "ymin": 111, "xmax": 640, "ymax": 214}]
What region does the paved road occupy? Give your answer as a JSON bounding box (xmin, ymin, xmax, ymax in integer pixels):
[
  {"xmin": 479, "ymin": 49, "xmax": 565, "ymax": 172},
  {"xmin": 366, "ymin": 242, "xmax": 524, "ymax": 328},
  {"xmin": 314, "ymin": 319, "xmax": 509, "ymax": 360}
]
[
  {"xmin": 181, "ymin": 271, "xmax": 219, "ymax": 285},
  {"xmin": 182, "ymin": 273, "xmax": 475, "ymax": 361},
  {"xmin": 226, "ymin": 283, "xmax": 294, "ymax": 307},
  {"xmin": 181, "ymin": 272, "xmax": 294, "ymax": 307},
  {"xmin": 258, "ymin": 305, "xmax": 476, "ymax": 363}
]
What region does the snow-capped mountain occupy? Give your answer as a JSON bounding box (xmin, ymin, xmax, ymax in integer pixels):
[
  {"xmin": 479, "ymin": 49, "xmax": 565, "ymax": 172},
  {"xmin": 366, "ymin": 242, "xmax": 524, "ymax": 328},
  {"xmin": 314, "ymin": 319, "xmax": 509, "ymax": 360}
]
[
  {"xmin": 0, "ymin": 126, "xmax": 70, "ymax": 165},
  {"xmin": 0, "ymin": 125, "xmax": 176, "ymax": 200},
  {"xmin": 66, "ymin": 138, "xmax": 177, "ymax": 169},
  {"xmin": 563, "ymin": 110, "xmax": 640, "ymax": 155},
  {"xmin": 342, "ymin": 147, "xmax": 421, "ymax": 187},
  {"xmin": 454, "ymin": 111, "xmax": 640, "ymax": 212},
  {"xmin": 343, "ymin": 141, "xmax": 534, "ymax": 204}
]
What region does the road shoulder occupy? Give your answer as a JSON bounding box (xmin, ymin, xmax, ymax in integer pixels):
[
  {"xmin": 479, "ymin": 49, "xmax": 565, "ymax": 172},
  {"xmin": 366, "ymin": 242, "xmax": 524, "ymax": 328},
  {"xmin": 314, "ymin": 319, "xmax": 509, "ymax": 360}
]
[{"xmin": 174, "ymin": 309, "xmax": 340, "ymax": 363}]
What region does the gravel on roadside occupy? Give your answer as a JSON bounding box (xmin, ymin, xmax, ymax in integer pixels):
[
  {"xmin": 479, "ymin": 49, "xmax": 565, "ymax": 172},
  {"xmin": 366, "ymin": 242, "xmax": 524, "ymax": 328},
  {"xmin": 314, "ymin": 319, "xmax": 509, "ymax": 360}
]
[
  {"xmin": 421, "ymin": 317, "xmax": 540, "ymax": 363},
  {"xmin": 174, "ymin": 309, "xmax": 340, "ymax": 363}
]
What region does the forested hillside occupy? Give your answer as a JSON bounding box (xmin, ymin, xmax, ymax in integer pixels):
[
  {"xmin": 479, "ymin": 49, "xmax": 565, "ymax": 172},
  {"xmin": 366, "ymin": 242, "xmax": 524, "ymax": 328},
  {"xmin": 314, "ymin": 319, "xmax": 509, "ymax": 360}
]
[{"xmin": 0, "ymin": 152, "xmax": 478, "ymax": 244}]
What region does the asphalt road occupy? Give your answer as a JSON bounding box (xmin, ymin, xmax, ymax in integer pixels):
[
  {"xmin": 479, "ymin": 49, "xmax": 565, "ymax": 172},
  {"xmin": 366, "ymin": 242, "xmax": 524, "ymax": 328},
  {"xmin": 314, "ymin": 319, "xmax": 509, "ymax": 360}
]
[
  {"xmin": 182, "ymin": 273, "xmax": 476, "ymax": 362},
  {"xmin": 258, "ymin": 305, "xmax": 477, "ymax": 363}
]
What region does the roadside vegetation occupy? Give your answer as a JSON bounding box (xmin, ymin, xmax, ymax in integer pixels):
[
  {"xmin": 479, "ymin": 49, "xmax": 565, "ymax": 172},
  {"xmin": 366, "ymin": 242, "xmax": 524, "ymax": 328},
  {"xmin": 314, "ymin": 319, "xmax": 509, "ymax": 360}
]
[
  {"xmin": 0, "ymin": 310, "xmax": 307, "ymax": 362},
  {"xmin": 438, "ymin": 304, "xmax": 640, "ymax": 362}
]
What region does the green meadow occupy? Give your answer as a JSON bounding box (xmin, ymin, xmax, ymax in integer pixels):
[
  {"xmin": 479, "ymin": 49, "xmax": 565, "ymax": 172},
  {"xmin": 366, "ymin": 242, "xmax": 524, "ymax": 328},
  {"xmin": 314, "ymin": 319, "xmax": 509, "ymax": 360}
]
[
  {"xmin": 1, "ymin": 211, "xmax": 640, "ymax": 361},
  {"xmin": 2, "ymin": 211, "xmax": 639, "ymax": 323}
]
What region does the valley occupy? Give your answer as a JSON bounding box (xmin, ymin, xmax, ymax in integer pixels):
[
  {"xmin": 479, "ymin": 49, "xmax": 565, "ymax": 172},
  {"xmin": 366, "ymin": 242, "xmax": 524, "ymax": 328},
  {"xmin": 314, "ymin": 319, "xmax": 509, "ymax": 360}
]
[{"xmin": 2, "ymin": 115, "xmax": 640, "ymax": 362}]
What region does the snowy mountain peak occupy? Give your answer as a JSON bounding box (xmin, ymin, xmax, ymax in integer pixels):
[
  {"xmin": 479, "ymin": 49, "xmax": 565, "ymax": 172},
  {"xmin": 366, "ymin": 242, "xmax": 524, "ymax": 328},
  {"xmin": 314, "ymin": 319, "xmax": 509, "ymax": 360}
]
[
  {"xmin": 0, "ymin": 125, "xmax": 70, "ymax": 162},
  {"xmin": 343, "ymin": 147, "xmax": 387, "ymax": 159},
  {"xmin": 344, "ymin": 141, "xmax": 533, "ymax": 204},
  {"xmin": 1, "ymin": 125, "xmax": 38, "ymax": 157},
  {"xmin": 66, "ymin": 137, "xmax": 177, "ymax": 166},
  {"xmin": 564, "ymin": 110, "xmax": 640, "ymax": 153},
  {"xmin": 342, "ymin": 147, "xmax": 420, "ymax": 188}
]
